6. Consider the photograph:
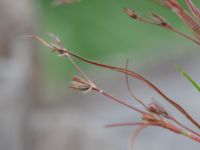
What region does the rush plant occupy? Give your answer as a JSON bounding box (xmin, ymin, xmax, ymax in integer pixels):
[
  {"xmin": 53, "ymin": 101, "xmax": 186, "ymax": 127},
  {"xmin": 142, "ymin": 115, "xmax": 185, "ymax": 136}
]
[{"xmin": 28, "ymin": 0, "xmax": 200, "ymax": 148}]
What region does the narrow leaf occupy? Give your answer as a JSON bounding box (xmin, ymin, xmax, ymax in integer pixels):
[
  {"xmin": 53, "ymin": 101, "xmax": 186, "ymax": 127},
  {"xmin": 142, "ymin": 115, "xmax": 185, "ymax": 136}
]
[{"xmin": 176, "ymin": 64, "xmax": 200, "ymax": 92}]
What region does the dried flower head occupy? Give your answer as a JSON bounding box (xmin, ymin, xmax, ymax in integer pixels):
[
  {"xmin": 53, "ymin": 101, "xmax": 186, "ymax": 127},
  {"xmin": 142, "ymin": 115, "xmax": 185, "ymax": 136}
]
[
  {"xmin": 70, "ymin": 76, "xmax": 96, "ymax": 93},
  {"xmin": 150, "ymin": 12, "xmax": 169, "ymax": 26},
  {"xmin": 123, "ymin": 8, "xmax": 139, "ymax": 19},
  {"xmin": 148, "ymin": 101, "xmax": 168, "ymax": 117}
]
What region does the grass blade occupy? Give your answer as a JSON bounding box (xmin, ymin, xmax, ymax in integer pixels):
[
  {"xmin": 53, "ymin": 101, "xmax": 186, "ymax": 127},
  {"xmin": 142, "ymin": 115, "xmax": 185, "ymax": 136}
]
[{"xmin": 176, "ymin": 64, "xmax": 200, "ymax": 92}]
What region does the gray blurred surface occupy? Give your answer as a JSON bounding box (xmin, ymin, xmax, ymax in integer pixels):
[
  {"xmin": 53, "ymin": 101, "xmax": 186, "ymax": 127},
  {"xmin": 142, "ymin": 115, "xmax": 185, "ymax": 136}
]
[{"xmin": 0, "ymin": 0, "xmax": 38, "ymax": 150}]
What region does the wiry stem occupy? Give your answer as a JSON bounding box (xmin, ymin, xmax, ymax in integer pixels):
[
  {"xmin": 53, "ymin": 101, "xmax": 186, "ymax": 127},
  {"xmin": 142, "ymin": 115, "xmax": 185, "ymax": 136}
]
[
  {"xmin": 130, "ymin": 125, "xmax": 148, "ymax": 150},
  {"xmin": 125, "ymin": 59, "xmax": 148, "ymax": 109},
  {"xmin": 185, "ymin": 0, "xmax": 200, "ymax": 21},
  {"xmin": 105, "ymin": 122, "xmax": 151, "ymax": 128},
  {"xmin": 92, "ymin": 87, "xmax": 148, "ymax": 115}
]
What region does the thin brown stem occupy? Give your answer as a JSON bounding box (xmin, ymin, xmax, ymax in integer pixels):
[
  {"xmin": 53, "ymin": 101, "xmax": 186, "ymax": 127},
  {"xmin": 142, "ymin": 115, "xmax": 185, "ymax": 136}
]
[
  {"xmin": 105, "ymin": 122, "xmax": 151, "ymax": 128},
  {"xmin": 93, "ymin": 87, "xmax": 148, "ymax": 115},
  {"xmin": 137, "ymin": 17, "xmax": 200, "ymax": 46},
  {"xmin": 125, "ymin": 59, "xmax": 148, "ymax": 109}
]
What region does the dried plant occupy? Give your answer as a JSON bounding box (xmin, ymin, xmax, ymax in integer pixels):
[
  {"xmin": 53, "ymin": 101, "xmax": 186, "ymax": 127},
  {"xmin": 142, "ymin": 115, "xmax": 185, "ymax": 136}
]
[{"xmin": 27, "ymin": 0, "xmax": 200, "ymax": 149}]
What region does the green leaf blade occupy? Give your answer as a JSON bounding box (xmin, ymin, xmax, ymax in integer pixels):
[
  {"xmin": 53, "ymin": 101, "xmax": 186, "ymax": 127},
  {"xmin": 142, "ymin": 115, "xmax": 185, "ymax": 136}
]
[{"xmin": 176, "ymin": 64, "xmax": 200, "ymax": 92}]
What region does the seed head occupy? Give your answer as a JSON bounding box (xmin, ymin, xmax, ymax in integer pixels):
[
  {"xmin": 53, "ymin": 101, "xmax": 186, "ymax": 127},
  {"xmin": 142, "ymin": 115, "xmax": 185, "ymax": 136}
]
[
  {"xmin": 150, "ymin": 13, "xmax": 169, "ymax": 26},
  {"xmin": 70, "ymin": 76, "xmax": 96, "ymax": 93},
  {"xmin": 123, "ymin": 8, "xmax": 139, "ymax": 19},
  {"xmin": 148, "ymin": 102, "xmax": 168, "ymax": 117}
]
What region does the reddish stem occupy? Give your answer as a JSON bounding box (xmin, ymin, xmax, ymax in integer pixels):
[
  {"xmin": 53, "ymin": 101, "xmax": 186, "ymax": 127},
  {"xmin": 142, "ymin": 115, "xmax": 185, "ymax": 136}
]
[{"xmin": 92, "ymin": 87, "xmax": 148, "ymax": 115}]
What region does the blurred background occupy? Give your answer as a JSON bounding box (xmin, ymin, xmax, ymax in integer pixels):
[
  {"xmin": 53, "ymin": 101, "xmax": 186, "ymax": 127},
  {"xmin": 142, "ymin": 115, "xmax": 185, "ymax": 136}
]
[{"xmin": 0, "ymin": 0, "xmax": 200, "ymax": 150}]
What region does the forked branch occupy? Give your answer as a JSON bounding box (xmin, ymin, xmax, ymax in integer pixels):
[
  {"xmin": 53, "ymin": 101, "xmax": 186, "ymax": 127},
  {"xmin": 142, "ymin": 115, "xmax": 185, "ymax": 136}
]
[{"xmin": 25, "ymin": 34, "xmax": 200, "ymax": 143}]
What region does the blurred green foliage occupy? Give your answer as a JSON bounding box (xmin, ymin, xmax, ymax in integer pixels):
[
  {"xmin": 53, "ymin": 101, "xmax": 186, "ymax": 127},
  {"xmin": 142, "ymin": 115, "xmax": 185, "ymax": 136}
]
[{"xmin": 37, "ymin": 0, "xmax": 200, "ymax": 83}]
